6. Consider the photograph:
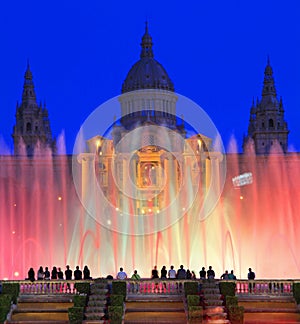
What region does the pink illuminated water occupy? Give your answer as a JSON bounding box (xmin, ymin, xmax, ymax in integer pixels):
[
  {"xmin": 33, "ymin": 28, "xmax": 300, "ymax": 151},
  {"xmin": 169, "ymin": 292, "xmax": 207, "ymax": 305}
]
[{"xmin": 0, "ymin": 141, "xmax": 300, "ymax": 280}]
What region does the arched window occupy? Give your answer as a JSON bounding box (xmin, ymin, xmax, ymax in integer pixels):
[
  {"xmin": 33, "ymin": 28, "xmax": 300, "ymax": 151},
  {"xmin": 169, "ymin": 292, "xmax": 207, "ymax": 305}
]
[
  {"xmin": 269, "ymin": 119, "xmax": 274, "ymax": 128},
  {"xmin": 26, "ymin": 122, "xmax": 32, "ymax": 132}
]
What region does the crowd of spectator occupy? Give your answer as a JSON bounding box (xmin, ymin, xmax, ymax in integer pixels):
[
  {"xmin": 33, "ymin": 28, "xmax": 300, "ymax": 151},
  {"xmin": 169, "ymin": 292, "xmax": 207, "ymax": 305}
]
[
  {"xmin": 26, "ymin": 264, "xmax": 255, "ymax": 282},
  {"xmin": 26, "ymin": 265, "xmax": 92, "ymax": 282},
  {"xmin": 114, "ymin": 265, "xmax": 252, "ymax": 281}
]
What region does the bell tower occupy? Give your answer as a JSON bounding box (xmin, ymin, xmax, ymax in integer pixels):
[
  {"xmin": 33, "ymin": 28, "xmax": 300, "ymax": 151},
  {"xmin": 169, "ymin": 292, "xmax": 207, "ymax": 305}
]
[
  {"xmin": 243, "ymin": 58, "xmax": 289, "ymax": 154},
  {"xmin": 12, "ymin": 63, "xmax": 56, "ymax": 156}
]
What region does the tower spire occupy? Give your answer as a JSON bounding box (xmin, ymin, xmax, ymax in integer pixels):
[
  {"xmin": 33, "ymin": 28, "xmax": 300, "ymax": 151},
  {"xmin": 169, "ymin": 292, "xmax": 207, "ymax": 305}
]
[
  {"xmin": 12, "ymin": 63, "xmax": 56, "ymax": 156},
  {"xmin": 140, "ymin": 21, "xmax": 154, "ymax": 58},
  {"xmin": 243, "ymin": 59, "xmax": 289, "ymax": 154},
  {"xmin": 262, "ymin": 56, "xmax": 276, "ymax": 97}
]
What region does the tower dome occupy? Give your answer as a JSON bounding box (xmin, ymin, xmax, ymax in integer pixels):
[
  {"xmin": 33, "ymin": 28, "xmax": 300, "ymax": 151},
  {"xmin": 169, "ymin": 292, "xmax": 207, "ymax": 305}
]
[{"xmin": 121, "ymin": 23, "xmax": 174, "ymax": 93}]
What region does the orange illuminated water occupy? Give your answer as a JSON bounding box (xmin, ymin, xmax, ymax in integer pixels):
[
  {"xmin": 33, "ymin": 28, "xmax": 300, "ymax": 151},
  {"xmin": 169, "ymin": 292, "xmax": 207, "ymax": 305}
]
[{"xmin": 0, "ymin": 140, "xmax": 300, "ymax": 280}]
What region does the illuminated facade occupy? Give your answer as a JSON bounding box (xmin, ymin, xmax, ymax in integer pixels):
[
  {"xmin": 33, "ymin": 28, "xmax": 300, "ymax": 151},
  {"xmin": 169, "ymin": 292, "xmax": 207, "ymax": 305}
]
[
  {"xmin": 243, "ymin": 57, "xmax": 289, "ymax": 154},
  {"xmin": 12, "ymin": 62, "xmax": 56, "ymax": 156},
  {"xmin": 80, "ymin": 24, "xmax": 223, "ymax": 222}
]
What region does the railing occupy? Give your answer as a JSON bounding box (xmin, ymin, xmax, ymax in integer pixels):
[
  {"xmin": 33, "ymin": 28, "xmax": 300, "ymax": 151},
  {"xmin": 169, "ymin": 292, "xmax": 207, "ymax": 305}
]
[
  {"xmin": 125, "ymin": 279, "xmax": 195, "ymax": 295},
  {"xmin": 16, "ymin": 280, "xmax": 91, "ymax": 294},
  {"xmin": 1, "ymin": 279, "xmax": 296, "ymax": 296},
  {"xmin": 235, "ymin": 280, "xmax": 293, "ymax": 295}
]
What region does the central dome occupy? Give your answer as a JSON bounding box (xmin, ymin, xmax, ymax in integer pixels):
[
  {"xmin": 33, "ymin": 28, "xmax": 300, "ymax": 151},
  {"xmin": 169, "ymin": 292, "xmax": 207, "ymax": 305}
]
[{"xmin": 121, "ymin": 23, "xmax": 174, "ymax": 93}]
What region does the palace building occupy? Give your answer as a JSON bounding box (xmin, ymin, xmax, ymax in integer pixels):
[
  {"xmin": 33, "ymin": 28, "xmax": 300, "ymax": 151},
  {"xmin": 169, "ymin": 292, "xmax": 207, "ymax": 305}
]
[
  {"xmin": 1, "ymin": 24, "xmax": 299, "ymax": 281},
  {"xmin": 78, "ymin": 23, "xmax": 224, "ymax": 224}
]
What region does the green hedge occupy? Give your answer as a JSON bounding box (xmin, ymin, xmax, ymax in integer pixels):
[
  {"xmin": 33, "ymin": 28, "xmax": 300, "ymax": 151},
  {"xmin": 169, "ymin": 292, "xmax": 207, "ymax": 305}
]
[
  {"xmin": 2, "ymin": 283, "xmax": 19, "ymax": 304},
  {"xmin": 73, "ymin": 294, "xmax": 87, "ymax": 307},
  {"xmin": 0, "ymin": 306, "xmax": 10, "ymax": 323},
  {"xmin": 108, "ymin": 305, "xmax": 123, "ymax": 323},
  {"xmin": 227, "ymin": 305, "xmax": 244, "ymax": 324},
  {"xmin": 188, "ymin": 306, "xmax": 203, "ymax": 320},
  {"xmin": 111, "ymin": 294, "xmax": 124, "ymax": 306},
  {"xmin": 68, "ymin": 306, "xmax": 84, "ymax": 324},
  {"xmin": 74, "ymin": 282, "xmax": 90, "ymax": 295},
  {"xmin": 219, "ymin": 281, "xmax": 236, "ymax": 297},
  {"xmin": 112, "ymin": 281, "xmax": 127, "ymax": 298},
  {"xmin": 187, "ymin": 294, "xmax": 200, "ymax": 306},
  {"xmin": 0, "ymin": 295, "xmax": 12, "ymax": 307},
  {"xmin": 226, "ymin": 295, "xmax": 238, "ymax": 307},
  {"xmin": 293, "ymin": 283, "xmax": 300, "ymax": 304},
  {"xmin": 184, "ymin": 281, "xmax": 198, "ymax": 296}
]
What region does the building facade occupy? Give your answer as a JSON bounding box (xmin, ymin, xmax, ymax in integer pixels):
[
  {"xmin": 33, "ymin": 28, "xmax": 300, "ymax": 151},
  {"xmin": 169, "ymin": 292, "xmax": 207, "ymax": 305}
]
[
  {"xmin": 243, "ymin": 58, "xmax": 289, "ymax": 154},
  {"xmin": 12, "ymin": 63, "xmax": 56, "ymax": 156}
]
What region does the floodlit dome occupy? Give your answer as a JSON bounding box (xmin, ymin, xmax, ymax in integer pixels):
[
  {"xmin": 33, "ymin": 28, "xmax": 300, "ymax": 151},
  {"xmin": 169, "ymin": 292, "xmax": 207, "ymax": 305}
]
[{"xmin": 121, "ymin": 23, "xmax": 174, "ymax": 93}]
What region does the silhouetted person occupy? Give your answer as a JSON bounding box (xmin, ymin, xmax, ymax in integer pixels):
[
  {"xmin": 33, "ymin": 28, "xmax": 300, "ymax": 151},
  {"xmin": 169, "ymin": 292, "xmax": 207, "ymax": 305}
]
[
  {"xmin": 228, "ymin": 270, "xmax": 236, "ymax": 280},
  {"xmin": 116, "ymin": 267, "xmax": 127, "ymax": 279},
  {"xmin": 83, "ymin": 265, "xmax": 91, "ymax": 280},
  {"xmin": 161, "ymin": 266, "xmax": 167, "ymax": 279},
  {"xmin": 151, "ymin": 266, "xmax": 159, "ymax": 279},
  {"xmin": 74, "ymin": 266, "xmax": 82, "ymax": 280},
  {"xmin": 168, "ymin": 265, "xmax": 176, "ymax": 279},
  {"xmin": 207, "ymin": 266, "xmax": 215, "ymax": 279},
  {"xmin": 177, "ymin": 265, "xmax": 186, "ymax": 279},
  {"xmin": 131, "ymin": 270, "xmax": 141, "ymax": 293},
  {"xmin": 248, "ymin": 268, "xmax": 255, "ymax": 293},
  {"xmin": 248, "ymin": 268, "xmax": 255, "ymax": 280},
  {"xmin": 44, "ymin": 267, "xmax": 50, "ymax": 280},
  {"xmin": 51, "ymin": 266, "xmax": 58, "ymax": 279},
  {"xmin": 27, "ymin": 267, "xmax": 35, "ymax": 282},
  {"xmin": 199, "ymin": 267, "xmax": 206, "ymax": 279},
  {"xmin": 191, "ymin": 271, "xmax": 196, "ymax": 279},
  {"xmin": 57, "ymin": 267, "xmax": 64, "ymax": 279},
  {"xmin": 37, "ymin": 266, "xmax": 44, "ymax": 280},
  {"xmin": 186, "ymin": 269, "xmax": 192, "ymax": 279},
  {"xmin": 220, "ymin": 270, "xmax": 229, "ymax": 280},
  {"xmin": 65, "ymin": 265, "xmax": 72, "ymax": 280}
]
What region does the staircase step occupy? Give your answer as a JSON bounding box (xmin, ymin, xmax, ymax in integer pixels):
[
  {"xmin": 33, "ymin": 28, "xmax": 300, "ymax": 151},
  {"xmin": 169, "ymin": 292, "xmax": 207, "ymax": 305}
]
[
  {"xmin": 205, "ymin": 301, "xmax": 224, "ymax": 306},
  {"xmin": 203, "ymin": 293, "xmax": 222, "ymax": 299},
  {"xmin": 16, "ymin": 302, "xmax": 72, "ymax": 310},
  {"xmin": 126, "ymin": 294, "xmax": 183, "ymax": 302},
  {"xmin": 8, "ymin": 321, "xmax": 69, "ymax": 324},
  {"xmin": 83, "ymin": 321, "xmax": 106, "ymax": 324},
  {"xmin": 204, "ymin": 306, "xmax": 225, "ymax": 314},
  {"xmin": 202, "ymin": 320, "xmax": 230, "ymax": 324},
  {"xmin": 126, "ymin": 301, "xmax": 184, "ymax": 312},
  {"xmin": 84, "ymin": 312, "xmax": 106, "ymax": 319},
  {"xmin": 18, "ymin": 294, "xmax": 73, "ymax": 303},
  {"xmin": 201, "ymin": 288, "xmax": 220, "ymax": 294},
  {"xmin": 11, "ymin": 311, "xmax": 69, "ymax": 321},
  {"xmin": 124, "ymin": 311, "xmax": 187, "ymax": 323}
]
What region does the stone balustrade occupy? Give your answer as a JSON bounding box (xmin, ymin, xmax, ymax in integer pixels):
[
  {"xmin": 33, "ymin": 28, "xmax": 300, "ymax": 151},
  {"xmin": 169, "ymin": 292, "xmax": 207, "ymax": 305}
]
[
  {"xmin": 1, "ymin": 279, "xmax": 296, "ymax": 296},
  {"xmin": 235, "ymin": 279, "xmax": 293, "ymax": 295},
  {"xmin": 9, "ymin": 280, "xmax": 90, "ymax": 294}
]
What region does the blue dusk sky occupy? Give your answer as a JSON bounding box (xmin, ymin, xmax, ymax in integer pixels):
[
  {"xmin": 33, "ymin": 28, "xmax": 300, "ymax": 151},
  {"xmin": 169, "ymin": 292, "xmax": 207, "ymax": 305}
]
[{"xmin": 0, "ymin": 0, "xmax": 299, "ymax": 154}]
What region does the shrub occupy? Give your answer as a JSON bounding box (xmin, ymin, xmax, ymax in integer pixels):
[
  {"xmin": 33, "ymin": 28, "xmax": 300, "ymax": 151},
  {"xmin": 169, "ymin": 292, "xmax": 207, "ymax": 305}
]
[
  {"xmin": 226, "ymin": 295, "xmax": 238, "ymax": 307},
  {"xmin": 219, "ymin": 281, "xmax": 236, "ymax": 297},
  {"xmin": 112, "ymin": 281, "xmax": 127, "ymax": 298},
  {"xmin": 2, "ymin": 283, "xmax": 19, "ymax": 304},
  {"xmin": 188, "ymin": 306, "xmax": 203, "ymax": 320},
  {"xmin": 293, "ymin": 282, "xmax": 300, "ymax": 304},
  {"xmin": 73, "ymin": 294, "xmax": 87, "ymax": 307},
  {"xmin": 0, "ymin": 306, "xmax": 10, "ymax": 323},
  {"xmin": 74, "ymin": 282, "xmax": 90, "ymax": 295},
  {"xmin": 68, "ymin": 306, "xmax": 84, "ymax": 324},
  {"xmin": 111, "ymin": 294, "xmax": 124, "ymax": 306},
  {"xmin": 108, "ymin": 305, "xmax": 123, "ymax": 323},
  {"xmin": 184, "ymin": 281, "xmax": 199, "ymax": 296},
  {"xmin": 0, "ymin": 295, "xmax": 12, "ymax": 307},
  {"xmin": 187, "ymin": 294, "xmax": 200, "ymax": 306},
  {"xmin": 227, "ymin": 305, "xmax": 244, "ymax": 324}
]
